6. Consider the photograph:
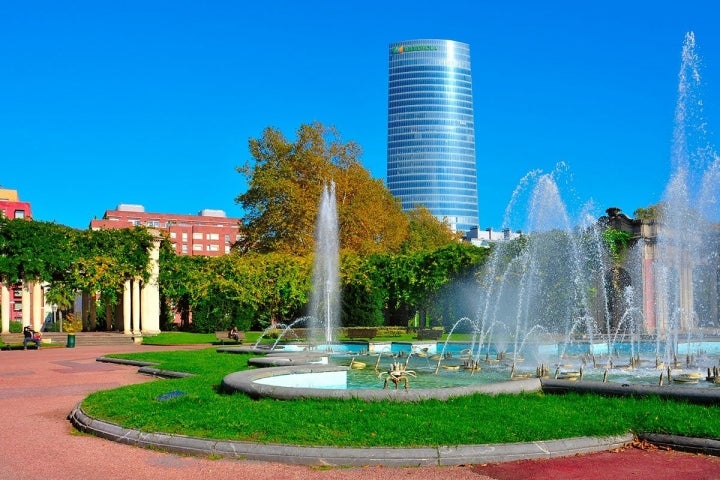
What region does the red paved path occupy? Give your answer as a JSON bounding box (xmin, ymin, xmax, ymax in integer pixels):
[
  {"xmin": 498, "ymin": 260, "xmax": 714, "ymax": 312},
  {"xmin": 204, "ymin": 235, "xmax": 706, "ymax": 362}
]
[{"xmin": 2, "ymin": 344, "xmax": 720, "ymax": 480}]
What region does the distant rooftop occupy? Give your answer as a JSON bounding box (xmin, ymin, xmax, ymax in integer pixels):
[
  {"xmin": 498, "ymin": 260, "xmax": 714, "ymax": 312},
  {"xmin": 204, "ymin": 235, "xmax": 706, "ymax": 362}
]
[
  {"xmin": 117, "ymin": 204, "xmax": 145, "ymax": 213},
  {"xmin": 114, "ymin": 204, "xmax": 227, "ymax": 218},
  {"xmin": 0, "ymin": 188, "xmax": 20, "ymax": 202}
]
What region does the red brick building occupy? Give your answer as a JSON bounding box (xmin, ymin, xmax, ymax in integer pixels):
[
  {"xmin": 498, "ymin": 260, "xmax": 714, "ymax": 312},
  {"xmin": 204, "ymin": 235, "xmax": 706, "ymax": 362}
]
[
  {"xmin": 0, "ymin": 188, "xmax": 32, "ymax": 220},
  {"xmin": 0, "ymin": 188, "xmax": 35, "ymax": 326},
  {"xmin": 90, "ymin": 204, "xmax": 242, "ymax": 256}
]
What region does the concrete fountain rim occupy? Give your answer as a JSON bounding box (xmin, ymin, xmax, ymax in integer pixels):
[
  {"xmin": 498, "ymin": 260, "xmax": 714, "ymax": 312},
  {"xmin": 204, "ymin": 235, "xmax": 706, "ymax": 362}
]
[{"xmin": 220, "ymin": 363, "xmax": 542, "ymax": 402}]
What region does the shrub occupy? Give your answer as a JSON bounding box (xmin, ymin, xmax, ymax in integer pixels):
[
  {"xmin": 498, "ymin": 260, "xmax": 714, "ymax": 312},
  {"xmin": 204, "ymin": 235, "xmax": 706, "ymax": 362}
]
[{"xmin": 62, "ymin": 313, "xmax": 83, "ymax": 333}]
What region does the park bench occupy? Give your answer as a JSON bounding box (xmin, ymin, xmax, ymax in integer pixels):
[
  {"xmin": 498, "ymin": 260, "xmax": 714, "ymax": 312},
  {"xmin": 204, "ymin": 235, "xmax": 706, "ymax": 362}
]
[
  {"xmin": 215, "ymin": 330, "xmax": 245, "ymax": 345},
  {"xmin": 1, "ymin": 333, "xmax": 41, "ymax": 350}
]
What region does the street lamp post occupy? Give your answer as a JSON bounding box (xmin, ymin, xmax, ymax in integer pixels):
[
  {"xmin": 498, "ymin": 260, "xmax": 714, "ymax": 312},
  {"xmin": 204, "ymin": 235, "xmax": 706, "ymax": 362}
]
[{"xmin": 52, "ymin": 304, "xmax": 60, "ymax": 333}]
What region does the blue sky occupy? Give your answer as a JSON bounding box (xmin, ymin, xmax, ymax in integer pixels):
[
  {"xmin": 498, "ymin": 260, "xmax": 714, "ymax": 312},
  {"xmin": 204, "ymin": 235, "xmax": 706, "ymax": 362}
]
[{"xmin": 2, "ymin": 1, "xmax": 719, "ymax": 231}]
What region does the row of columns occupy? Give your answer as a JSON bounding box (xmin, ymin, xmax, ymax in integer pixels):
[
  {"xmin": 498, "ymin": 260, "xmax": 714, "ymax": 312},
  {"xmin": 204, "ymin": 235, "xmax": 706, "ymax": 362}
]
[
  {"xmin": 0, "ymin": 277, "xmax": 160, "ymax": 335},
  {"xmin": 0, "ymin": 281, "xmax": 46, "ymax": 334},
  {"xmin": 1, "ymin": 234, "xmax": 162, "ymax": 335},
  {"xmin": 639, "ymin": 221, "xmax": 698, "ymax": 335},
  {"xmin": 117, "ymin": 275, "xmax": 160, "ymax": 335}
]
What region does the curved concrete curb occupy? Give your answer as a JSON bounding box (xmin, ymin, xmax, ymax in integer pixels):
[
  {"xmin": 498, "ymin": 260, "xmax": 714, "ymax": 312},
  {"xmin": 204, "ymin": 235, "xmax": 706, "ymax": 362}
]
[
  {"xmin": 97, "ymin": 356, "xmax": 193, "ymax": 379},
  {"xmin": 637, "ymin": 433, "xmax": 720, "ymax": 456},
  {"xmin": 97, "ymin": 356, "xmax": 156, "ymax": 367},
  {"xmin": 68, "ymin": 405, "xmax": 633, "ymax": 467}
]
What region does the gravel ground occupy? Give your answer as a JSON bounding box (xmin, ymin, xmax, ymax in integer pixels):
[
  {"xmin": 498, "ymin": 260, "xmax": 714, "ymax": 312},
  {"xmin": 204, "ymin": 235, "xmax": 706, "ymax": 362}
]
[{"xmin": 2, "ymin": 344, "xmax": 719, "ymax": 480}]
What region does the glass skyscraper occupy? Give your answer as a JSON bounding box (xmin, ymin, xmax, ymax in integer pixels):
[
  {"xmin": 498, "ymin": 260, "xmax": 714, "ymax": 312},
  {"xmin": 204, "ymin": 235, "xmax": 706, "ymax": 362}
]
[{"xmin": 387, "ymin": 39, "xmax": 479, "ymax": 233}]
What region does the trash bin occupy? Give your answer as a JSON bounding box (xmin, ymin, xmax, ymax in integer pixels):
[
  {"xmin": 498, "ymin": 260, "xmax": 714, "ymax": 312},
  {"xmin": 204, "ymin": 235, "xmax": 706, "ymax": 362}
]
[{"xmin": 66, "ymin": 333, "xmax": 75, "ymax": 348}]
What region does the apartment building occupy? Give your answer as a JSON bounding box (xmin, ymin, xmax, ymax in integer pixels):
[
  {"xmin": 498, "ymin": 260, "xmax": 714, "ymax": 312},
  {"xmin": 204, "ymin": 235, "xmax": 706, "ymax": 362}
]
[{"xmin": 90, "ymin": 204, "xmax": 242, "ymax": 256}]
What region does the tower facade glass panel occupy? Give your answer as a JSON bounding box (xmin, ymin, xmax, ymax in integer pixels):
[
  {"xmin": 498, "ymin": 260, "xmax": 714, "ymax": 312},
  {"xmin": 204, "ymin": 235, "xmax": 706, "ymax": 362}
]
[{"xmin": 387, "ymin": 39, "xmax": 479, "ymax": 233}]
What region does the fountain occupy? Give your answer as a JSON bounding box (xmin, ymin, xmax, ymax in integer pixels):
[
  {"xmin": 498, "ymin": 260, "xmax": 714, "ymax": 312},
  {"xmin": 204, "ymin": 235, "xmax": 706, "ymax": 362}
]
[
  {"xmin": 235, "ymin": 183, "xmax": 341, "ymax": 354},
  {"xmin": 449, "ymin": 31, "xmax": 720, "ymax": 388},
  {"xmin": 651, "ymin": 31, "xmax": 720, "ymax": 356},
  {"xmin": 308, "ymin": 181, "xmax": 340, "ymax": 345},
  {"xmin": 223, "ymin": 32, "xmax": 720, "ymax": 401}
]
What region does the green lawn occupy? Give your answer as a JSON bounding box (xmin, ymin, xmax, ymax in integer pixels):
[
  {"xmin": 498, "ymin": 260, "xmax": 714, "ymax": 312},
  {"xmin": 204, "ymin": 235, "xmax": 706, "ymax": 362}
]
[{"xmin": 81, "ymin": 348, "xmax": 720, "ymax": 448}]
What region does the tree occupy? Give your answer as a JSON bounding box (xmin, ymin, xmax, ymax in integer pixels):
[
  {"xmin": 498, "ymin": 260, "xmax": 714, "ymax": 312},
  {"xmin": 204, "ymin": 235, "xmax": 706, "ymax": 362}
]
[
  {"xmin": 633, "ymin": 203, "xmax": 663, "ymax": 222},
  {"xmin": 368, "ymin": 243, "xmax": 489, "ymax": 327},
  {"xmin": 159, "ymin": 250, "xmax": 312, "ymax": 332},
  {"xmin": 0, "ymin": 218, "xmax": 76, "ymax": 284},
  {"xmin": 333, "ymin": 158, "xmax": 409, "ymax": 255},
  {"xmin": 340, "ymin": 253, "xmax": 386, "ymax": 327},
  {"xmin": 158, "ymin": 250, "xmax": 202, "ymax": 330},
  {"xmin": 236, "ymin": 122, "xmax": 409, "ymax": 255},
  {"xmin": 0, "ymin": 219, "xmax": 155, "ymax": 331},
  {"xmin": 401, "ymin": 206, "xmax": 461, "ymax": 253}
]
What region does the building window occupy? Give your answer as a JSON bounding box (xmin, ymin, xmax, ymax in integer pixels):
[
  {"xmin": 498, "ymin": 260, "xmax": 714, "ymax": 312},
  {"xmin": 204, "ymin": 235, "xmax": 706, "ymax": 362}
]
[
  {"xmin": 207, "ymin": 244, "xmax": 219, "ymax": 252},
  {"xmin": 192, "ymin": 232, "xmax": 203, "ymax": 240},
  {"xmin": 14, "ymin": 210, "xmax": 25, "ymax": 219},
  {"xmin": 147, "ymin": 220, "xmax": 160, "ymax": 227},
  {"xmin": 182, "ymin": 232, "xmax": 188, "ymax": 241},
  {"xmin": 170, "ymin": 232, "xmax": 176, "ymax": 239},
  {"xmin": 206, "ymin": 233, "xmax": 219, "ymax": 241},
  {"xmin": 13, "ymin": 303, "xmax": 22, "ymax": 311},
  {"xmin": 193, "ymin": 244, "xmax": 203, "ymax": 251},
  {"xmin": 224, "ymin": 234, "xmax": 230, "ymax": 243},
  {"xmin": 225, "ymin": 245, "xmax": 231, "ymax": 254},
  {"xmin": 181, "ymin": 244, "xmax": 188, "ymax": 254}
]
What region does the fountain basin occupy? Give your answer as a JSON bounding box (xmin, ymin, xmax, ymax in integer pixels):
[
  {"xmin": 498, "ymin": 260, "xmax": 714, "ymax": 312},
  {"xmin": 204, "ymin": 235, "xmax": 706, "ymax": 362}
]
[
  {"xmin": 221, "ymin": 365, "xmax": 541, "ymax": 402},
  {"xmin": 541, "ymin": 379, "xmax": 720, "ymax": 405}
]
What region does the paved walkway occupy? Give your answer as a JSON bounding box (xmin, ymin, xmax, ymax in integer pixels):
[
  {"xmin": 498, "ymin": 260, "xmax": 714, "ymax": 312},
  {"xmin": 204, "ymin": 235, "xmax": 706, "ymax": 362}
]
[{"xmin": 2, "ymin": 345, "xmax": 720, "ymax": 480}]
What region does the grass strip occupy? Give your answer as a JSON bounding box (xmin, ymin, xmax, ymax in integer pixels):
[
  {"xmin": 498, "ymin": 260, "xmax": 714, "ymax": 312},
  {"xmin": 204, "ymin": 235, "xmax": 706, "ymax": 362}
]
[{"xmin": 83, "ymin": 348, "xmax": 720, "ymax": 447}]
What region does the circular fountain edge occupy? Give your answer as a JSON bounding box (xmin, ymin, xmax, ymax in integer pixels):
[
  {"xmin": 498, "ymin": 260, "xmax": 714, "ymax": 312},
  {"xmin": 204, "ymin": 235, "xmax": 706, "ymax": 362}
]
[{"xmin": 220, "ymin": 364, "xmax": 542, "ymax": 402}]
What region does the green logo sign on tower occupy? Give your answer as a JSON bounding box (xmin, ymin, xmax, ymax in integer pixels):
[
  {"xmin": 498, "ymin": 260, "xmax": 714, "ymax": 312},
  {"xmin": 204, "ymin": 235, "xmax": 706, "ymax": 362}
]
[{"xmin": 390, "ymin": 45, "xmax": 438, "ymax": 55}]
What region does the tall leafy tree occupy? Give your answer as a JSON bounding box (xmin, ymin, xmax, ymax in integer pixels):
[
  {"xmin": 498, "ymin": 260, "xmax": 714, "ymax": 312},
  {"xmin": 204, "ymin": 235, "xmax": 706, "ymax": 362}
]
[
  {"xmin": 236, "ymin": 122, "xmax": 408, "ymax": 255},
  {"xmin": 0, "ymin": 218, "xmax": 75, "ymax": 284},
  {"xmin": 368, "ymin": 243, "xmax": 489, "ymax": 327},
  {"xmin": 401, "ymin": 206, "xmax": 462, "ymax": 253},
  {"xmin": 333, "ymin": 159, "xmax": 409, "ymax": 255}
]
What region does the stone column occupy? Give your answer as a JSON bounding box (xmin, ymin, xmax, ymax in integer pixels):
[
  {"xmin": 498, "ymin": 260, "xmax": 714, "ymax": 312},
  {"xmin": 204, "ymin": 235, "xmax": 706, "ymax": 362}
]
[
  {"xmin": 642, "ymin": 257, "xmax": 656, "ymax": 332},
  {"xmin": 21, "ymin": 281, "xmax": 30, "ymax": 327},
  {"xmin": 679, "ymin": 254, "xmax": 695, "ymax": 331},
  {"xmin": 141, "ymin": 235, "xmax": 162, "ymax": 334},
  {"xmin": 640, "ymin": 221, "xmax": 658, "ymax": 334},
  {"xmin": 123, "ymin": 280, "xmax": 132, "ymax": 334},
  {"xmin": 1, "ymin": 282, "xmax": 9, "ymax": 334},
  {"xmin": 132, "ymin": 278, "xmax": 141, "ymax": 335},
  {"xmin": 32, "ymin": 281, "xmax": 42, "ymax": 332}
]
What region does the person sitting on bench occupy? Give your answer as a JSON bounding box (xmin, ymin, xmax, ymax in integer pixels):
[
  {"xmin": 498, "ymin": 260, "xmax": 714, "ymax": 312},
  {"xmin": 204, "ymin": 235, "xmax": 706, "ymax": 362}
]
[
  {"xmin": 228, "ymin": 326, "xmax": 240, "ymax": 342},
  {"xmin": 23, "ymin": 326, "xmax": 41, "ymax": 350}
]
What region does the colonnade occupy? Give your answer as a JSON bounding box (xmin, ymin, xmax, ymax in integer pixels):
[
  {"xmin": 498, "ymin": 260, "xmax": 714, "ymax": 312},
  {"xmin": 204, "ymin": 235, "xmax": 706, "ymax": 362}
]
[
  {"xmin": 1, "ymin": 233, "xmax": 162, "ymax": 335},
  {"xmin": 639, "ymin": 220, "xmax": 701, "ymax": 335},
  {"xmin": 0, "ymin": 281, "xmax": 46, "ymax": 334}
]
